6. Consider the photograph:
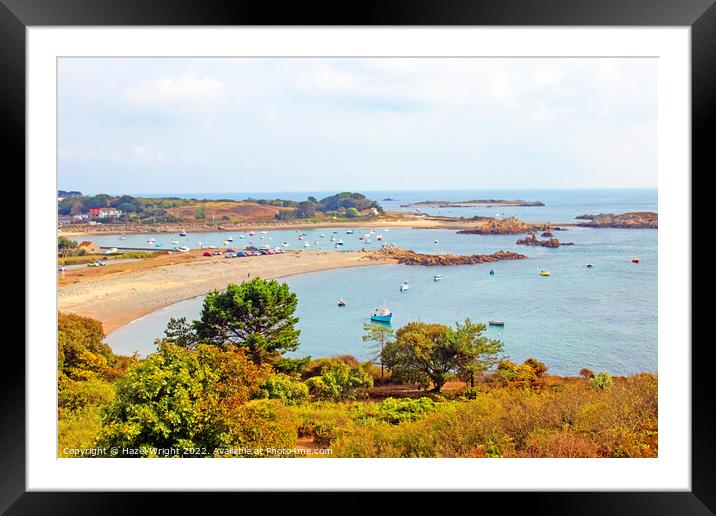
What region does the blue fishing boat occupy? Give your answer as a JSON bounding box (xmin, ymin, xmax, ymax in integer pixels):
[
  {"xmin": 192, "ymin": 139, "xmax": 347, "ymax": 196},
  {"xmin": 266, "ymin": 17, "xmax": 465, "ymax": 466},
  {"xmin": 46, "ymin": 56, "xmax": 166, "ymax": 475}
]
[{"xmin": 371, "ymin": 307, "xmax": 392, "ymax": 323}]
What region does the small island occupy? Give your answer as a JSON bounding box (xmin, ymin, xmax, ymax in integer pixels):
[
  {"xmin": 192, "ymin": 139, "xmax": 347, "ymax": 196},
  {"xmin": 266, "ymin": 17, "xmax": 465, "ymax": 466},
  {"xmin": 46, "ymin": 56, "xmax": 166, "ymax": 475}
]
[
  {"xmin": 402, "ymin": 199, "xmax": 545, "ymax": 208},
  {"xmin": 576, "ymin": 212, "xmax": 658, "ymax": 229},
  {"xmin": 457, "ymin": 216, "xmax": 563, "ymax": 235},
  {"xmin": 377, "ymin": 246, "xmax": 527, "ymax": 266},
  {"xmin": 516, "ymin": 234, "xmax": 573, "ymax": 248}
]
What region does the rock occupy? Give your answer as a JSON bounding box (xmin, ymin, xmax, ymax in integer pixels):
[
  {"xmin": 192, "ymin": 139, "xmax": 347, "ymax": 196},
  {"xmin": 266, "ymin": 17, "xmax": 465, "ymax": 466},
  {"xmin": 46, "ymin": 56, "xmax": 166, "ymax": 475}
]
[
  {"xmin": 540, "ymin": 231, "xmax": 554, "ymax": 237},
  {"xmin": 376, "ymin": 246, "xmax": 527, "ymax": 266},
  {"xmin": 576, "ymin": 212, "xmax": 657, "ymax": 228},
  {"xmin": 515, "ymin": 234, "xmax": 561, "ymax": 248},
  {"xmin": 457, "ymin": 216, "xmax": 558, "ymax": 235}
]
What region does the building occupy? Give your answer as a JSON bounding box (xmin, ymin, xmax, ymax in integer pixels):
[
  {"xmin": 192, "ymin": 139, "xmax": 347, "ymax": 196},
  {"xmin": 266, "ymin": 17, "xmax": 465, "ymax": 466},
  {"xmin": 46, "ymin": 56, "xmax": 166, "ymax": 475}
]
[
  {"xmin": 87, "ymin": 207, "xmax": 122, "ymax": 219},
  {"xmin": 78, "ymin": 241, "xmax": 101, "ymax": 255},
  {"xmin": 73, "ymin": 213, "xmax": 89, "ymax": 221}
]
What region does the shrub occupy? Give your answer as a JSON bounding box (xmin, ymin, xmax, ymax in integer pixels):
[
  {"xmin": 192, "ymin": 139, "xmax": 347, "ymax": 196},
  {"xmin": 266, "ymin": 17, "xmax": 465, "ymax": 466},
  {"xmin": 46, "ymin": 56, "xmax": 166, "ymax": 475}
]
[
  {"xmin": 580, "ymin": 368, "xmax": 595, "ymax": 379},
  {"xmin": 255, "ymin": 373, "xmax": 309, "ymax": 406},
  {"xmin": 305, "ymin": 361, "xmax": 373, "ymax": 401},
  {"xmin": 493, "ymin": 359, "xmax": 547, "ymax": 390},
  {"xmin": 353, "ymin": 397, "xmax": 437, "ymax": 425},
  {"xmin": 589, "ymin": 372, "xmax": 613, "ymax": 391}
]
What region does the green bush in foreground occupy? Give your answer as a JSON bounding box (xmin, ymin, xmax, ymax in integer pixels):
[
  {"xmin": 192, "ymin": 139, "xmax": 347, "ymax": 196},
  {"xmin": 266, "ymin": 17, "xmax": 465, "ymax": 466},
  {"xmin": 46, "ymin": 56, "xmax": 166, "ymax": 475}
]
[
  {"xmin": 255, "ymin": 373, "xmax": 310, "ymax": 405},
  {"xmin": 589, "ymin": 371, "xmax": 614, "ymax": 390},
  {"xmin": 305, "ymin": 361, "xmax": 373, "ymax": 401}
]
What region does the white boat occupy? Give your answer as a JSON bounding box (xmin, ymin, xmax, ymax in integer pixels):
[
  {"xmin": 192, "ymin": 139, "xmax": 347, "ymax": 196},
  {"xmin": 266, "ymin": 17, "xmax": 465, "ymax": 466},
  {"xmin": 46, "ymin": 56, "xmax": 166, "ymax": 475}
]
[
  {"xmin": 260, "ymin": 231, "xmax": 268, "ymax": 234},
  {"xmin": 371, "ymin": 306, "xmax": 392, "ymax": 323},
  {"xmin": 384, "ymin": 228, "xmax": 390, "ymax": 232},
  {"xmin": 376, "ymin": 235, "xmax": 383, "ymax": 241},
  {"xmin": 304, "ymin": 242, "xmax": 310, "ymax": 247},
  {"xmin": 433, "ymin": 274, "xmax": 443, "ymax": 281},
  {"xmin": 336, "ymin": 239, "xmax": 344, "ymax": 245},
  {"xmin": 175, "ymin": 246, "xmax": 190, "ymax": 252},
  {"xmin": 119, "ymin": 235, "xmax": 126, "ymax": 240},
  {"xmin": 365, "ymin": 239, "xmax": 372, "ymax": 244},
  {"xmin": 226, "ymin": 235, "xmax": 234, "ymax": 241},
  {"xmin": 239, "ymin": 235, "xmax": 246, "ymax": 239},
  {"xmin": 179, "ymin": 230, "xmax": 187, "ymax": 237},
  {"xmin": 434, "ymin": 240, "xmax": 439, "ymax": 244},
  {"xmin": 346, "ymin": 229, "xmax": 354, "ymax": 234},
  {"xmin": 147, "ymin": 238, "xmax": 155, "ymax": 243},
  {"xmin": 314, "ymin": 241, "xmax": 320, "ymax": 245},
  {"xmin": 330, "ymin": 236, "xmax": 336, "ymax": 241},
  {"xmin": 223, "ymin": 241, "xmax": 230, "ymax": 246},
  {"xmin": 400, "ymin": 281, "xmax": 409, "ymax": 292},
  {"xmin": 320, "ymin": 233, "xmax": 325, "ymax": 238},
  {"xmin": 370, "ymin": 229, "xmax": 376, "ymax": 234},
  {"xmin": 171, "ymin": 239, "xmax": 179, "ymax": 245},
  {"xmin": 282, "ymin": 242, "xmax": 290, "ymax": 247},
  {"xmin": 248, "ymin": 231, "xmax": 256, "ymax": 236}
]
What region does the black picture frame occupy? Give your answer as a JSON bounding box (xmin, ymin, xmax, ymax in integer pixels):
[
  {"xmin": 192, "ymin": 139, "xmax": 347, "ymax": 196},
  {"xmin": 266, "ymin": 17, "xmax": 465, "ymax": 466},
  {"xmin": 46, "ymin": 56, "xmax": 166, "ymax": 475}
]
[{"xmin": 5, "ymin": 0, "xmax": 711, "ymax": 513}]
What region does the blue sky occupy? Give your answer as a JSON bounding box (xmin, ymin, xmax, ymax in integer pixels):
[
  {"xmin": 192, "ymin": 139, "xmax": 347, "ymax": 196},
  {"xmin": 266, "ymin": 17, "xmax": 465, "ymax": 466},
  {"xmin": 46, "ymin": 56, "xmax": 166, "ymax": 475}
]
[{"xmin": 58, "ymin": 58, "xmax": 657, "ymax": 195}]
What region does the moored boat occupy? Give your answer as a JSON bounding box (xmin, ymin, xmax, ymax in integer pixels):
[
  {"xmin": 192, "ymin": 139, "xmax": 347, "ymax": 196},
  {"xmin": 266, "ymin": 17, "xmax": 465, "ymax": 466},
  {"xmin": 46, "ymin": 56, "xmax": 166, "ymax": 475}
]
[
  {"xmin": 433, "ymin": 274, "xmax": 443, "ymax": 281},
  {"xmin": 371, "ymin": 307, "xmax": 392, "ymax": 322},
  {"xmin": 400, "ymin": 281, "xmax": 410, "ymax": 292},
  {"xmin": 488, "ymin": 320, "xmax": 505, "ymax": 326},
  {"xmin": 539, "ymin": 270, "xmax": 551, "ymax": 276},
  {"xmin": 632, "ymin": 258, "xmax": 640, "ymax": 263},
  {"xmin": 338, "ymin": 298, "xmax": 346, "ymax": 307}
]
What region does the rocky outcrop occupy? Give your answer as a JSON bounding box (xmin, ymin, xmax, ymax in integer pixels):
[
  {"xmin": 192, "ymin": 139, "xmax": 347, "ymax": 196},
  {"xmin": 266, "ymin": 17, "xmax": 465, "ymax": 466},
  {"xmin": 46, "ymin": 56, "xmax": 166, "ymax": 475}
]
[
  {"xmin": 376, "ymin": 246, "xmax": 527, "ymax": 266},
  {"xmin": 576, "ymin": 212, "xmax": 657, "ymax": 229},
  {"xmin": 457, "ymin": 216, "xmax": 562, "ymax": 235},
  {"xmin": 540, "ymin": 231, "xmax": 554, "ymax": 238},
  {"xmin": 516, "ymin": 234, "xmax": 561, "ymax": 248}
]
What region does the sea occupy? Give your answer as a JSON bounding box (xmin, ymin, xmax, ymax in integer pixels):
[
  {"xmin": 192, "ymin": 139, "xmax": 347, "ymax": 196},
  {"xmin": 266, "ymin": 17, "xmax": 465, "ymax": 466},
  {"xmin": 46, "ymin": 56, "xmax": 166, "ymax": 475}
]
[{"xmin": 85, "ymin": 189, "xmax": 657, "ymax": 376}]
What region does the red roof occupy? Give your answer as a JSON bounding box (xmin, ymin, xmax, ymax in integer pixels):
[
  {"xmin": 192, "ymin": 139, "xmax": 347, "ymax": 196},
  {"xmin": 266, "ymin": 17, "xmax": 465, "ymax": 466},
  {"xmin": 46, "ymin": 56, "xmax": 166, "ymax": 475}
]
[
  {"xmin": 88, "ymin": 208, "xmax": 101, "ymax": 216},
  {"xmin": 79, "ymin": 241, "xmax": 94, "ymax": 247}
]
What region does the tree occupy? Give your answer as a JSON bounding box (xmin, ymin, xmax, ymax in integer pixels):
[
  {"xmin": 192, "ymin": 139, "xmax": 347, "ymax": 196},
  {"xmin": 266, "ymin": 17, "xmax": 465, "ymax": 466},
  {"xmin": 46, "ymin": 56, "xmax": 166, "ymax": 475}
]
[
  {"xmin": 164, "ymin": 316, "xmax": 198, "ymax": 349},
  {"xmin": 58, "ymin": 236, "xmax": 78, "ymax": 256},
  {"xmin": 362, "ymin": 323, "xmax": 395, "ymax": 379},
  {"xmin": 194, "ymin": 278, "xmax": 300, "ymax": 365},
  {"xmin": 304, "ymin": 360, "xmax": 373, "ymax": 401},
  {"xmin": 453, "ymin": 319, "xmax": 504, "ymax": 388},
  {"xmin": 58, "ymin": 312, "xmax": 114, "ymax": 382},
  {"xmin": 382, "ymin": 319, "xmax": 503, "ymax": 392},
  {"xmin": 381, "ymin": 322, "xmax": 458, "ymax": 392},
  {"xmin": 97, "ymin": 342, "xmax": 272, "ymax": 454},
  {"xmin": 494, "ymin": 358, "xmax": 548, "ymax": 390},
  {"xmin": 589, "ymin": 372, "xmax": 613, "ymax": 390}
]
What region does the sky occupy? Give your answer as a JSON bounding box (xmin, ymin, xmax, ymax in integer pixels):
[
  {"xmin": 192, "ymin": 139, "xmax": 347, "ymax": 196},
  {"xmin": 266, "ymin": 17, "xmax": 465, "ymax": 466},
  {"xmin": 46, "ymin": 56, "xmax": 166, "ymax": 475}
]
[{"xmin": 58, "ymin": 57, "xmax": 657, "ymax": 195}]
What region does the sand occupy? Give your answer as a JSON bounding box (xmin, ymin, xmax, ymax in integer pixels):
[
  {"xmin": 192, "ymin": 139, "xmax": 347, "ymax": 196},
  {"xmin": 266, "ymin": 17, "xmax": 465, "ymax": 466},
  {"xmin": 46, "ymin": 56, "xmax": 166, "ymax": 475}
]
[{"xmin": 58, "ymin": 250, "xmax": 394, "ymax": 334}]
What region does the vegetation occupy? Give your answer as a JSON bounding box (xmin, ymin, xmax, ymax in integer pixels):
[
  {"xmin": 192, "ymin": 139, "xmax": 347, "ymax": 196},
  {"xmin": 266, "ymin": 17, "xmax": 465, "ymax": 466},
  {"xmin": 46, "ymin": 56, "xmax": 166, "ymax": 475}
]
[
  {"xmin": 58, "ymin": 192, "xmax": 383, "ymax": 224},
  {"xmin": 381, "ymin": 319, "xmax": 503, "ymax": 392},
  {"xmin": 57, "ymin": 280, "xmax": 658, "ymax": 459}
]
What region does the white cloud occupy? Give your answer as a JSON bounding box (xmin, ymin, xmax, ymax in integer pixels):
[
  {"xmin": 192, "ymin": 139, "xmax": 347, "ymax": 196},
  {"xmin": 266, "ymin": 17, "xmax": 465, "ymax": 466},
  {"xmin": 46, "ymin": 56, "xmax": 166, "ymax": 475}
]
[{"xmin": 125, "ymin": 73, "xmax": 224, "ymax": 107}]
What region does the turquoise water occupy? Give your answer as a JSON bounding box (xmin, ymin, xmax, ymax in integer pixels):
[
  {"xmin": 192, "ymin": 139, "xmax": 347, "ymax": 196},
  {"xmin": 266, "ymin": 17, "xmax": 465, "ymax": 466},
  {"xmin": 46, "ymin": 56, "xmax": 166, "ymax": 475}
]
[{"xmin": 101, "ymin": 189, "xmax": 657, "ymax": 376}]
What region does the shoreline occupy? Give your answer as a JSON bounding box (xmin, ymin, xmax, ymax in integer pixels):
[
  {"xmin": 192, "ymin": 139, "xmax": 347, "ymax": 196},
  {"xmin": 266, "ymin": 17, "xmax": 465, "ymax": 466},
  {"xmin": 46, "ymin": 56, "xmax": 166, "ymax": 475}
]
[{"xmin": 58, "ymin": 249, "xmax": 397, "ymax": 334}]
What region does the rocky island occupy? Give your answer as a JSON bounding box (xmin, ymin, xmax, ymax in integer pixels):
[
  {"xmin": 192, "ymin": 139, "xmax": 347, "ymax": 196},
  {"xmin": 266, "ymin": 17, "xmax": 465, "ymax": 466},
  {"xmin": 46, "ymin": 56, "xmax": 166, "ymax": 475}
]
[
  {"xmin": 456, "ymin": 216, "xmax": 564, "ymax": 235},
  {"xmin": 576, "ymin": 212, "xmax": 658, "ymax": 229},
  {"xmin": 377, "ymin": 246, "xmax": 527, "ymax": 266},
  {"xmin": 515, "ymin": 233, "xmax": 574, "ymax": 248},
  {"xmin": 402, "ymin": 199, "xmax": 545, "ymax": 208}
]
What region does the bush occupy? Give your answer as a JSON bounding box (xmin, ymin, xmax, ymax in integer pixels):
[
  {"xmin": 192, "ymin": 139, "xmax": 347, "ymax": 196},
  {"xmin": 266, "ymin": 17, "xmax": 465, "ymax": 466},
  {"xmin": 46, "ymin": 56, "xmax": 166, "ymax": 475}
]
[
  {"xmin": 305, "ymin": 361, "xmax": 373, "ymax": 401},
  {"xmin": 353, "ymin": 397, "xmax": 437, "ymax": 425},
  {"xmin": 589, "ymin": 372, "xmax": 613, "ymax": 391},
  {"xmin": 493, "ymin": 359, "xmax": 547, "ymax": 390},
  {"xmin": 255, "ymin": 373, "xmax": 309, "ymax": 405}
]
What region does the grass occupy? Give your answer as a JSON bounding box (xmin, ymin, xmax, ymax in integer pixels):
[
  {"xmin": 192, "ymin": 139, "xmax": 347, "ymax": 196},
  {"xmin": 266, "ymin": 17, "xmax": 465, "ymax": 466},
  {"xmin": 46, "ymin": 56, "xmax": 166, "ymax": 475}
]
[{"xmin": 59, "ymin": 251, "xmax": 161, "ymax": 265}]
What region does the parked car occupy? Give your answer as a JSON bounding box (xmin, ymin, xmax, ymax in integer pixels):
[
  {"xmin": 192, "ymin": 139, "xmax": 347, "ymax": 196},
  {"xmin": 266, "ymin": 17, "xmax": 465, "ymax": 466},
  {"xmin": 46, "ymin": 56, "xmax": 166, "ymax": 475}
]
[
  {"xmin": 224, "ymin": 253, "xmax": 236, "ymax": 258},
  {"xmin": 202, "ymin": 251, "xmax": 213, "ymax": 257}
]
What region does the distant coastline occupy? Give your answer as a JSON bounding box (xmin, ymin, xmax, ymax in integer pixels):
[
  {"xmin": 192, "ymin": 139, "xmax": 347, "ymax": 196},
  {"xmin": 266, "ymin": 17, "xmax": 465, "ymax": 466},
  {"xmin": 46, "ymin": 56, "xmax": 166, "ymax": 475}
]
[{"xmin": 401, "ymin": 199, "xmax": 545, "ymax": 208}]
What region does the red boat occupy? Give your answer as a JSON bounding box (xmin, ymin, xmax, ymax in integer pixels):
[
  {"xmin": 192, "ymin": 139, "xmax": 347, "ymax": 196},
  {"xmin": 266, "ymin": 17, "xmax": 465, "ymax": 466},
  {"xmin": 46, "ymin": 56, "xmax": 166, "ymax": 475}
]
[
  {"xmin": 632, "ymin": 258, "xmax": 640, "ymax": 263},
  {"xmin": 337, "ymin": 299, "xmax": 346, "ymax": 307}
]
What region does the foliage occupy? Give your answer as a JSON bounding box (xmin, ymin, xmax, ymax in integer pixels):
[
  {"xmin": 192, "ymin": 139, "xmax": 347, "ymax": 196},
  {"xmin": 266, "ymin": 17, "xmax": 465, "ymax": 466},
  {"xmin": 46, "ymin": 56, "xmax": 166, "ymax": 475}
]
[
  {"xmin": 353, "ymin": 397, "xmax": 437, "ymax": 425},
  {"xmin": 493, "ymin": 358, "xmax": 548, "ymax": 390},
  {"xmin": 193, "ymin": 278, "xmax": 300, "ymax": 365},
  {"xmin": 589, "ymin": 372, "xmax": 614, "ymax": 391},
  {"xmin": 164, "ymin": 317, "xmax": 198, "ymax": 349},
  {"xmin": 58, "ymin": 312, "xmax": 115, "ymax": 382},
  {"xmin": 362, "ymin": 323, "xmax": 395, "ymax": 379},
  {"xmin": 304, "ymin": 361, "xmax": 373, "ymax": 401},
  {"xmin": 58, "ymin": 236, "xmax": 78, "ymax": 256},
  {"xmin": 382, "ymin": 319, "xmax": 503, "ymax": 392},
  {"xmin": 273, "ymin": 356, "xmax": 311, "ymax": 376},
  {"xmin": 97, "ymin": 342, "xmax": 271, "ymax": 454},
  {"xmin": 327, "ymin": 374, "xmax": 657, "ymax": 458},
  {"xmin": 255, "ymin": 373, "xmax": 310, "ymax": 405}
]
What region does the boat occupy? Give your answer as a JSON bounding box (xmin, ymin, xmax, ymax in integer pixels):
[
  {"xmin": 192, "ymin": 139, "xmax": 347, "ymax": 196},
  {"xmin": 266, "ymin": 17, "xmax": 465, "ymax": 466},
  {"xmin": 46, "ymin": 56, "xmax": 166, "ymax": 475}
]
[
  {"xmin": 248, "ymin": 231, "xmax": 256, "ymax": 236},
  {"xmin": 365, "ymin": 239, "xmax": 372, "ymax": 244},
  {"xmin": 320, "ymin": 233, "xmax": 325, "ymax": 238},
  {"xmin": 282, "ymin": 242, "xmax": 290, "ymax": 247},
  {"xmin": 539, "ymin": 270, "xmax": 551, "ymax": 276},
  {"xmin": 338, "ymin": 299, "xmax": 346, "ymax": 307},
  {"xmin": 400, "ymin": 281, "xmax": 410, "ymax": 292},
  {"xmin": 260, "ymin": 231, "xmax": 267, "ymax": 234},
  {"xmin": 488, "ymin": 320, "xmax": 505, "ymax": 326},
  {"xmin": 226, "ymin": 236, "xmax": 234, "ymax": 241},
  {"xmin": 171, "ymin": 239, "xmax": 179, "ymax": 245},
  {"xmin": 336, "ymin": 239, "xmax": 344, "ymax": 245},
  {"xmin": 179, "ymin": 230, "xmax": 187, "ymax": 237},
  {"xmin": 489, "ymin": 270, "xmax": 495, "ymax": 275},
  {"xmin": 632, "ymin": 258, "xmax": 640, "ymax": 263},
  {"xmin": 346, "ymin": 229, "xmax": 354, "ymax": 234},
  {"xmin": 371, "ymin": 307, "xmax": 392, "ymax": 323},
  {"xmin": 119, "ymin": 235, "xmax": 126, "ymax": 240},
  {"xmin": 304, "ymin": 242, "xmax": 310, "ymax": 247},
  {"xmin": 376, "ymin": 235, "xmax": 383, "ymax": 241},
  {"xmin": 175, "ymin": 246, "xmax": 190, "ymax": 252},
  {"xmin": 434, "ymin": 240, "xmax": 439, "ymax": 244},
  {"xmin": 586, "ymin": 263, "xmax": 593, "ymax": 268},
  {"xmin": 384, "ymin": 228, "xmax": 390, "ymax": 232},
  {"xmin": 239, "ymin": 235, "xmax": 246, "ymax": 239},
  {"xmin": 433, "ymin": 274, "xmax": 443, "ymax": 281}
]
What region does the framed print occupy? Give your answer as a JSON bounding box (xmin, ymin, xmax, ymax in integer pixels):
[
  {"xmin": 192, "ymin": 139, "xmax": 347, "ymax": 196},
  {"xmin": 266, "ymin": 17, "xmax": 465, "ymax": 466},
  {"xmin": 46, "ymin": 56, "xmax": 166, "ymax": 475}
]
[{"xmin": 5, "ymin": 0, "xmax": 713, "ymax": 513}]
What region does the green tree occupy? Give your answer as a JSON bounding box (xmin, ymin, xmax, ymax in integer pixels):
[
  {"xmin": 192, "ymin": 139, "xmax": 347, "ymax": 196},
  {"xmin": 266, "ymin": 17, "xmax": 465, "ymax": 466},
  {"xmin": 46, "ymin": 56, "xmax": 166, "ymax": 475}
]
[
  {"xmin": 589, "ymin": 371, "xmax": 614, "ymax": 391},
  {"xmin": 164, "ymin": 316, "xmax": 197, "ymax": 349},
  {"xmin": 362, "ymin": 323, "xmax": 395, "ymax": 379},
  {"xmin": 97, "ymin": 342, "xmax": 270, "ymax": 453},
  {"xmin": 194, "ymin": 278, "xmax": 300, "ymax": 365},
  {"xmin": 381, "ymin": 322, "xmax": 458, "ymax": 392},
  {"xmin": 58, "ymin": 236, "xmax": 78, "ymax": 256},
  {"xmin": 195, "ymin": 207, "xmax": 206, "ymax": 220},
  {"xmin": 454, "ymin": 319, "xmax": 504, "ymax": 388}
]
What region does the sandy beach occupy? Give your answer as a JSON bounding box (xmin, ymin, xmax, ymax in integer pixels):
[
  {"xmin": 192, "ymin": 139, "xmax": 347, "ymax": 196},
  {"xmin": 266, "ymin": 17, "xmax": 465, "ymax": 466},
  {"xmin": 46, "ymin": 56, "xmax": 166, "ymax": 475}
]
[{"xmin": 58, "ymin": 250, "xmax": 394, "ymax": 334}]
